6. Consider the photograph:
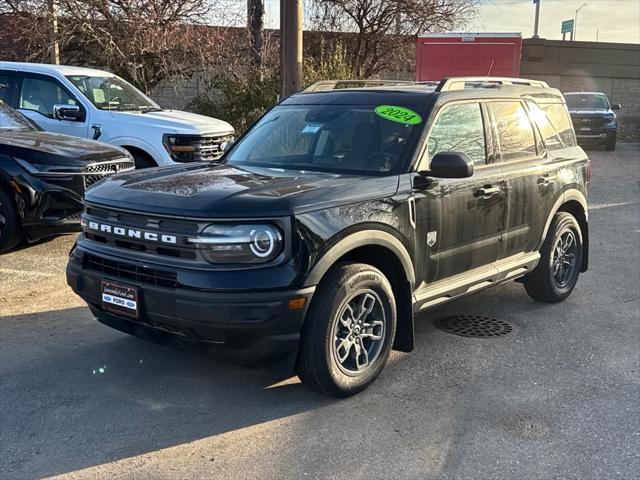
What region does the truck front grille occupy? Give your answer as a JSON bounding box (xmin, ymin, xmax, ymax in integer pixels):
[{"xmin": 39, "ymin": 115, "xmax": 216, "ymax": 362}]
[
  {"xmin": 83, "ymin": 159, "xmax": 135, "ymax": 189},
  {"xmin": 84, "ymin": 253, "xmax": 178, "ymax": 288}
]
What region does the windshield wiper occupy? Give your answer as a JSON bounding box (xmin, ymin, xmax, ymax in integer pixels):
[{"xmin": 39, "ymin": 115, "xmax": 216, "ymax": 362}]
[{"xmin": 138, "ymin": 105, "xmax": 163, "ymax": 113}]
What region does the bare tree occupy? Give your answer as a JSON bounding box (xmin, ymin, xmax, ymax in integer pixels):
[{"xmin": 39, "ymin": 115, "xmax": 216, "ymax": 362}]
[
  {"xmin": 0, "ymin": 1, "xmax": 241, "ymax": 93},
  {"xmin": 308, "ymin": 0, "xmax": 477, "ymax": 78},
  {"xmin": 247, "ymin": 0, "xmax": 265, "ymax": 75}
]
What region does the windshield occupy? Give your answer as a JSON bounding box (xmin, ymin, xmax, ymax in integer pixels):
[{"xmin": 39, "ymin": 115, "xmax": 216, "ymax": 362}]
[
  {"xmin": 0, "ymin": 101, "xmax": 37, "ymax": 131},
  {"xmin": 565, "ymin": 94, "xmax": 610, "ymax": 110},
  {"xmin": 225, "ymin": 104, "xmax": 425, "ymax": 175},
  {"xmin": 66, "ymin": 75, "xmax": 160, "ymax": 112}
]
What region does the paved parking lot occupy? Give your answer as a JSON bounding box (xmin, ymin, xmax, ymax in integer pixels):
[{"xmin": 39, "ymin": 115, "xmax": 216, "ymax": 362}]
[{"xmin": 1, "ymin": 143, "xmax": 639, "ymax": 480}]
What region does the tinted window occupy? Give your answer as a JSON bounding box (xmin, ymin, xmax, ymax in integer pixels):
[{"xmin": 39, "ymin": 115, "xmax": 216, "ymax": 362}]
[
  {"xmin": 0, "ymin": 75, "xmax": 12, "ymax": 104},
  {"xmin": 227, "ymin": 104, "xmax": 423, "ymax": 175},
  {"xmin": 490, "ymin": 102, "xmax": 536, "ymax": 162},
  {"xmin": 528, "ymin": 102, "xmax": 564, "ymax": 151},
  {"xmin": 565, "ymin": 94, "xmax": 609, "ymax": 110},
  {"xmin": 19, "ymin": 76, "xmax": 78, "ymax": 118},
  {"xmin": 427, "ymin": 103, "xmax": 486, "ymax": 165},
  {"xmin": 543, "ymin": 103, "xmax": 576, "ymax": 147}
]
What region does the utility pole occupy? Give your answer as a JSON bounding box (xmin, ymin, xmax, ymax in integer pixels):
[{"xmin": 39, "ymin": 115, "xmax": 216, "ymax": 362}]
[
  {"xmin": 573, "ymin": 3, "xmax": 587, "ymax": 41},
  {"xmin": 48, "ymin": 0, "xmax": 60, "ymax": 64},
  {"xmin": 280, "ymin": 0, "xmax": 303, "ymax": 97},
  {"xmin": 533, "ymin": 0, "xmax": 541, "ymax": 39}
]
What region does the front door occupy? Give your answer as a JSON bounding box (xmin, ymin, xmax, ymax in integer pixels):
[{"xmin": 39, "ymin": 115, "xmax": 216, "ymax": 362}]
[
  {"xmin": 413, "ymin": 101, "xmax": 508, "ymax": 287},
  {"xmin": 16, "ymin": 74, "xmax": 88, "ymax": 138}
]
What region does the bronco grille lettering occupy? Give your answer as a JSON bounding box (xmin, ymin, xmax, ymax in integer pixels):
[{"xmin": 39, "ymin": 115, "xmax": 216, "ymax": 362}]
[{"xmin": 87, "ymin": 221, "xmax": 177, "ymax": 244}]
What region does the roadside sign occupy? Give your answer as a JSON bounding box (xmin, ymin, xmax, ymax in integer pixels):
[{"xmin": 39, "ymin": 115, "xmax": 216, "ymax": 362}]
[{"xmin": 561, "ymin": 19, "xmax": 574, "ymax": 34}]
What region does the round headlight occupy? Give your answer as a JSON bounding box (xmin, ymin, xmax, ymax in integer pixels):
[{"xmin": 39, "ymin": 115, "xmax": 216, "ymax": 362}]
[{"xmin": 188, "ymin": 223, "xmax": 284, "ymax": 265}]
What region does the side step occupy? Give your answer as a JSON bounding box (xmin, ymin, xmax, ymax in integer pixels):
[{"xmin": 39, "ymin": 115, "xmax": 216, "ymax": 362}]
[{"xmin": 413, "ymin": 252, "xmax": 540, "ymax": 312}]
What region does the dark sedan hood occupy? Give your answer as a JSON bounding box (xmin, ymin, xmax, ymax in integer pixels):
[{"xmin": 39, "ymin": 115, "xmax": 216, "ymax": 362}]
[
  {"xmin": 0, "ymin": 130, "xmax": 126, "ymax": 166},
  {"xmin": 85, "ymin": 163, "xmax": 400, "ymax": 217}
]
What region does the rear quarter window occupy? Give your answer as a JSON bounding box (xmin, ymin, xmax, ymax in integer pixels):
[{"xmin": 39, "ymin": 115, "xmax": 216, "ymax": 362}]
[{"xmin": 542, "ymin": 103, "xmax": 576, "ymax": 148}]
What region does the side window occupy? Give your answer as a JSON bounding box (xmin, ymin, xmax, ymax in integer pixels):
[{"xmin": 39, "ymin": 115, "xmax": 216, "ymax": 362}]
[
  {"xmin": 18, "ymin": 76, "xmax": 78, "ymax": 118},
  {"xmin": 427, "ymin": 103, "xmax": 486, "ymax": 165},
  {"xmin": 543, "ymin": 103, "xmax": 576, "ymax": 148},
  {"xmin": 489, "ymin": 101, "xmax": 537, "ymax": 162},
  {"xmin": 0, "ymin": 74, "xmax": 12, "ymax": 104},
  {"xmin": 527, "ymin": 102, "xmax": 564, "ymax": 151}
]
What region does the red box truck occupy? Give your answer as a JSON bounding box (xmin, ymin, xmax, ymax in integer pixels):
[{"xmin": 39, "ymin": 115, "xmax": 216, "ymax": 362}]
[{"xmin": 416, "ymin": 33, "xmax": 523, "ymax": 81}]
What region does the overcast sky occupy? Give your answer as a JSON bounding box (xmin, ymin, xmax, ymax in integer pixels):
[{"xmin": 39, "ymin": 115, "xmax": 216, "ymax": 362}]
[{"xmin": 260, "ymin": 0, "xmax": 640, "ymax": 44}]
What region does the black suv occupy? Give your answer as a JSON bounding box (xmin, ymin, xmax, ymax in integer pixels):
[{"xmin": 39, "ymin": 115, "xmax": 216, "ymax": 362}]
[
  {"xmin": 565, "ymin": 92, "xmax": 621, "ymax": 151},
  {"xmin": 0, "ymin": 101, "xmax": 134, "ymax": 252},
  {"xmin": 66, "ymin": 77, "xmax": 590, "ymax": 397}
]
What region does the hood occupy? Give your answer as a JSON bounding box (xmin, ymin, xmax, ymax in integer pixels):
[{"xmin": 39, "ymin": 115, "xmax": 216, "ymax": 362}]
[
  {"xmin": 85, "ymin": 163, "xmax": 400, "ymax": 217},
  {"xmin": 0, "ymin": 130, "xmax": 128, "ymax": 166},
  {"xmin": 110, "ymin": 109, "xmax": 234, "ymax": 136}
]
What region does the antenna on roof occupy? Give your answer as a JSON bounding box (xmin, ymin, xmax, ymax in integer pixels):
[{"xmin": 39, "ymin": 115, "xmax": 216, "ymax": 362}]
[{"xmin": 486, "ymin": 59, "xmax": 495, "ymax": 78}]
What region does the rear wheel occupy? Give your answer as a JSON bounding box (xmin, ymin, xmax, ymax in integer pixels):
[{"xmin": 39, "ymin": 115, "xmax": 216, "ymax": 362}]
[
  {"xmin": 524, "ymin": 212, "xmax": 583, "ymax": 302},
  {"xmin": 0, "ymin": 188, "xmax": 23, "ymax": 253},
  {"xmin": 297, "ymin": 262, "xmax": 396, "ymax": 397}
]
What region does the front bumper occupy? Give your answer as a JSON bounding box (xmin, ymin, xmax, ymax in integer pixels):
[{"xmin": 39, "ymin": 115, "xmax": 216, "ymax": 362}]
[
  {"xmin": 576, "ymin": 130, "xmax": 616, "ymax": 145},
  {"xmin": 66, "ymin": 249, "xmax": 315, "ymax": 365}
]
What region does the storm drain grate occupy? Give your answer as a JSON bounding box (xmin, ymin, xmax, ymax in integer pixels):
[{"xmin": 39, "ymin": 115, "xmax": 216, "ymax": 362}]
[{"xmin": 434, "ymin": 315, "xmax": 513, "ymax": 338}]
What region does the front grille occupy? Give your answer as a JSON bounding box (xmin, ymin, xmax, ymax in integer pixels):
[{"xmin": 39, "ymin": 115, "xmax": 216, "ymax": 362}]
[
  {"xmin": 84, "ymin": 253, "xmax": 178, "ymax": 288},
  {"xmin": 194, "ymin": 135, "xmax": 232, "ymax": 162},
  {"xmin": 83, "ymin": 159, "xmax": 135, "ymax": 189},
  {"xmin": 573, "ymin": 117, "xmax": 606, "ymax": 130}
]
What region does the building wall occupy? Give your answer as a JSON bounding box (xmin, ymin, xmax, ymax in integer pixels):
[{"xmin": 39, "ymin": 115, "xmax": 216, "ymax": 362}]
[{"xmin": 521, "ymin": 39, "xmax": 640, "ymax": 139}]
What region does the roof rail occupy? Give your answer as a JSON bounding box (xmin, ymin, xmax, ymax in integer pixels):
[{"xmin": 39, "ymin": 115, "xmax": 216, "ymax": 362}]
[
  {"xmin": 436, "ymin": 77, "xmax": 549, "ymax": 92},
  {"xmin": 304, "ymin": 79, "xmax": 419, "ymax": 92}
]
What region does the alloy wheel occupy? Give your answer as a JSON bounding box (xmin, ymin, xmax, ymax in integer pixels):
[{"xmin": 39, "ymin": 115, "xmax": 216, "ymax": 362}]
[
  {"xmin": 552, "ymin": 230, "xmax": 577, "ymax": 287},
  {"xmin": 331, "ymin": 290, "xmax": 386, "ymax": 375}
]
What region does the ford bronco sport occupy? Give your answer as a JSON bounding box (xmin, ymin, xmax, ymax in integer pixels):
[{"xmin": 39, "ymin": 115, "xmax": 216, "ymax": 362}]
[{"xmin": 66, "ymin": 77, "xmax": 590, "ymax": 397}]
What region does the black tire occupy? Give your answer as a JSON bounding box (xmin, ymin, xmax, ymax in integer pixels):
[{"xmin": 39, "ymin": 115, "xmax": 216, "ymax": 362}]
[
  {"xmin": 297, "ymin": 262, "xmax": 397, "ymax": 397},
  {"xmin": 605, "ymin": 134, "xmax": 617, "ymax": 151},
  {"xmin": 524, "ymin": 212, "xmax": 583, "ymax": 303},
  {"xmin": 0, "ymin": 188, "xmax": 23, "ymax": 253}
]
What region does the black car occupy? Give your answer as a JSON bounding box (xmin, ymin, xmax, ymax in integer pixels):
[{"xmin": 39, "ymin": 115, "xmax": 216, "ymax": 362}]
[
  {"xmin": 0, "ymin": 101, "xmax": 134, "ymax": 252},
  {"xmin": 67, "ymin": 77, "xmax": 590, "ymax": 397},
  {"xmin": 565, "ymin": 92, "xmax": 621, "ymax": 151}
]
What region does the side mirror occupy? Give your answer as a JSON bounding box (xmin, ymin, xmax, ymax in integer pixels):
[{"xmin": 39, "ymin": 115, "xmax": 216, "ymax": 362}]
[
  {"xmin": 612, "ymin": 103, "xmax": 622, "ymax": 111},
  {"xmin": 426, "ymin": 152, "xmax": 474, "ymax": 179},
  {"xmin": 53, "ymin": 104, "xmax": 83, "ymax": 121}
]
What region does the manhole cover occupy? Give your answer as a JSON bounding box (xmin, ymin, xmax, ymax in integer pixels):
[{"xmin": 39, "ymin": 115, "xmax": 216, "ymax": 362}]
[{"xmin": 434, "ymin": 315, "xmax": 513, "ymax": 338}]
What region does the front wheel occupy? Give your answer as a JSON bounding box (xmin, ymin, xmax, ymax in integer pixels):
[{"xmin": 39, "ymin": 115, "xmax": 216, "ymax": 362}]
[
  {"xmin": 605, "ymin": 133, "xmax": 617, "ymax": 151},
  {"xmin": 0, "ymin": 188, "xmax": 23, "ymax": 253},
  {"xmin": 297, "ymin": 262, "xmax": 396, "ymax": 397},
  {"xmin": 524, "ymin": 212, "xmax": 583, "ymax": 302}
]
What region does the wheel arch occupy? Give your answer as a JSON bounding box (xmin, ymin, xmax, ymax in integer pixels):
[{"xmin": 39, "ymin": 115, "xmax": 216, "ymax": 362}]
[
  {"xmin": 304, "ymin": 230, "xmax": 416, "ymax": 353},
  {"xmin": 540, "ymin": 189, "xmax": 589, "ymax": 272}
]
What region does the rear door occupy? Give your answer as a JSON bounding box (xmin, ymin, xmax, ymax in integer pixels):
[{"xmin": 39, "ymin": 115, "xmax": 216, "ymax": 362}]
[
  {"xmin": 488, "ymin": 100, "xmax": 560, "ymax": 258},
  {"xmin": 414, "ymin": 100, "xmax": 508, "ymax": 284},
  {"xmin": 15, "ymin": 73, "xmax": 89, "ymax": 138}
]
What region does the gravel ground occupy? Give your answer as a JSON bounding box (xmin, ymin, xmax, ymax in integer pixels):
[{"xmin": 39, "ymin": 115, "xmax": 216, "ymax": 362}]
[{"xmin": 1, "ymin": 143, "xmax": 638, "ymax": 480}]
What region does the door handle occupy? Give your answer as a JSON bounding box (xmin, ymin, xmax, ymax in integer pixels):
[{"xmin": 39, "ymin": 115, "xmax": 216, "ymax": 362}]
[
  {"xmin": 475, "ymin": 185, "xmax": 502, "ymax": 198},
  {"xmin": 537, "ymin": 175, "xmax": 555, "ymax": 186}
]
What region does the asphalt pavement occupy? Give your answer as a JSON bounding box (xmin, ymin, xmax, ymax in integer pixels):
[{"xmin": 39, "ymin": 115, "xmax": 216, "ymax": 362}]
[{"xmin": 1, "ymin": 143, "xmax": 638, "ymax": 480}]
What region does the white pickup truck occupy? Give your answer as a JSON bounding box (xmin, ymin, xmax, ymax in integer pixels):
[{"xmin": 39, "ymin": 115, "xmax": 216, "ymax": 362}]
[{"xmin": 0, "ymin": 62, "xmax": 234, "ymax": 168}]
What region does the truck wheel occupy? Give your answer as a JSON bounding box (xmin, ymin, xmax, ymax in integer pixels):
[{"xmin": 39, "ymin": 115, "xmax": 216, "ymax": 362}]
[
  {"xmin": 297, "ymin": 262, "xmax": 396, "ymax": 397},
  {"xmin": 0, "ymin": 189, "xmax": 23, "ymax": 253},
  {"xmin": 605, "ymin": 134, "xmax": 617, "ymax": 151},
  {"xmin": 524, "ymin": 212, "xmax": 583, "ymax": 303}
]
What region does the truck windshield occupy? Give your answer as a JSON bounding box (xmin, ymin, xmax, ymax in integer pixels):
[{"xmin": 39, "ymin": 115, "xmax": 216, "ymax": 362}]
[
  {"xmin": 0, "ymin": 102, "xmax": 36, "ymax": 131},
  {"xmin": 66, "ymin": 75, "xmax": 161, "ymax": 112},
  {"xmin": 225, "ymin": 104, "xmax": 424, "ymax": 175},
  {"xmin": 565, "ymin": 94, "xmax": 610, "ymax": 110}
]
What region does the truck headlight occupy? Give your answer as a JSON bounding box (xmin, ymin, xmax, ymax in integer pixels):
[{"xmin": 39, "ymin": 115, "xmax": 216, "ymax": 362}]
[
  {"xmin": 606, "ymin": 116, "xmax": 617, "ymax": 128},
  {"xmin": 187, "ymin": 224, "xmax": 284, "ymax": 264},
  {"xmin": 163, "ymin": 134, "xmax": 198, "ymax": 162}
]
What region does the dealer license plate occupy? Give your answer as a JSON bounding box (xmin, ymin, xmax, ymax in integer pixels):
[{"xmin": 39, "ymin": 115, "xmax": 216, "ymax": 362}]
[
  {"xmin": 580, "ymin": 127, "xmax": 591, "ymax": 132},
  {"xmin": 101, "ymin": 281, "xmax": 139, "ymax": 318}
]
